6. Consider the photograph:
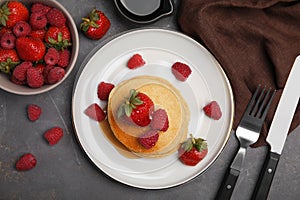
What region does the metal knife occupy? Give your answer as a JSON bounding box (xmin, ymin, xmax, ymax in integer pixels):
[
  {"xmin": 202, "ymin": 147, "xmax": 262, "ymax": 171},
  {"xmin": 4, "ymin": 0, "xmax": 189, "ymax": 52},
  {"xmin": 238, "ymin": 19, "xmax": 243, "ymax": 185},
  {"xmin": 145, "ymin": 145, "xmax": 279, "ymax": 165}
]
[{"xmin": 251, "ymin": 55, "xmax": 300, "ymax": 200}]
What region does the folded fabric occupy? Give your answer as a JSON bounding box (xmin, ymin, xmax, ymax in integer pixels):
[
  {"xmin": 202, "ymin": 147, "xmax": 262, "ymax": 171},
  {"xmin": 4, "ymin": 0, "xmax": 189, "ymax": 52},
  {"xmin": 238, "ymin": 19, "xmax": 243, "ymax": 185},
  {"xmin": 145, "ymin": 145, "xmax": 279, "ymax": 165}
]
[{"xmin": 178, "ymin": 0, "xmax": 300, "ymax": 147}]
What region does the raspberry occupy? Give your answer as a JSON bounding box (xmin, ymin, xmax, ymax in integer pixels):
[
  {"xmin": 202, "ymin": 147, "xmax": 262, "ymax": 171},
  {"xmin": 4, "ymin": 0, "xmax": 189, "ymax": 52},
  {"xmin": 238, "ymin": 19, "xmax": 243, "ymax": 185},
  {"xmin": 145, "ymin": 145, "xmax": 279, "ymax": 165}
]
[
  {"xmin": 44, "ymin": 127, "xmax": 64, "ymax": 146},
  {"xmin": 46, "ymin": 8, "xmax": 66, "ymax": 28},
  {"xmin": 13, "ymin": 21, "xmax": 32, "ymax": 37},
  {"xmin": 31, "ymin": 3, "xmax": 51, "ymax": 15},
  {"xmin": 29, "ymin": 12, "xmax": 47, "ymax": 30},
  {"xmin": 150, "ymin": 109, "xmax": 169, "ymax": 131},
  {"xmin": 138, "ymin": 130, "xmax": 159, "ymax": 149},
  {"xmin": 11, "ymin": 75, "xmax": 26, "ymax": 85},
  {"xmin": 13, "ymin": 61, "xmax": 32, "ymax": 81},
  {"xmin": 97, "ymin": 81, "xmax": 115, "ymax": 101},
  {"xmin": 27, "ymin": 104, "xmax": 42, "ymax": 121},
  {"xmin": 15, "ymin": 153, "xmax": 37, "ymax": 171},
  {"xmin": 84, "ymin": 103, "xmax": 106, "ymax": 122},
  {"xmin": 171, "ymin": 62, "xmax": 192, "ymax": 81},
  {"xmin": 0, "ymin": 33, "xmax": 16, "ymax": 49},
  {"xmin": 57, "ymin": 49, "xmax": 70, "ymax": 68},
  {"xmin": 43, "ymin": 65, "xmax": 54, "ymax": 84},
  {"xmin": 26, "ymin": 67, "xmax": 44, "ymax": 88},
  {"xmin": 127, "ymin": 54, "xmax": 145, "ymax": 69},
  {"xmin": 203, "ymin": 101, "xmax": 222, "ymax": 120},
  {"xmin": 44, "ymin": 47, "xmax": 59, "ymax": 65},
  {"xmin": 35, "ymin": 63, "xmax": 45, "ymax": 74},
  {"xmin": 47, "ymin": 67, "xmax": 65, "ymax": 84},
  {"xmin": 29, "ymin": 29, "xmax": 46, "ymax": 41}
]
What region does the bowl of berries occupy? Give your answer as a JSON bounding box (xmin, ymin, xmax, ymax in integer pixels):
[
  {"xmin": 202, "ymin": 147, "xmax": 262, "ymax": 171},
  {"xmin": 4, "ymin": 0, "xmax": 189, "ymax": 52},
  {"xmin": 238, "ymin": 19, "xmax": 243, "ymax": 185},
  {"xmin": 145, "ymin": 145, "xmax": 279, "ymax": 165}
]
[{"xmin": 0, "ymin": 0, "xmax": 79, "ymax": 95}]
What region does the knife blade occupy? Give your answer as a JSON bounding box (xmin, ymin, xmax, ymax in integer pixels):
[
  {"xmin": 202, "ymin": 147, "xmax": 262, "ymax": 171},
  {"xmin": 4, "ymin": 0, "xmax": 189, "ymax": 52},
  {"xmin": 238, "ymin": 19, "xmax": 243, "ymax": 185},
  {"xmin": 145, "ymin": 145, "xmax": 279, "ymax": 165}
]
[{"xmin": 251, "ymin": 55, "xmax": 300, "ymax": 200}]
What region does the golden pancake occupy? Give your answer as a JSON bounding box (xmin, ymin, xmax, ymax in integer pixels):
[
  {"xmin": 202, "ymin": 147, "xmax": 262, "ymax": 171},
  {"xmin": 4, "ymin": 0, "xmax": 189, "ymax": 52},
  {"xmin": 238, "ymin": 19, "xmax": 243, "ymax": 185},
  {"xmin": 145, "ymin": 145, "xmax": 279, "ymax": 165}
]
[{"xmin": 107, "ymin": 76, "xmax": 190, "ymax": 158}]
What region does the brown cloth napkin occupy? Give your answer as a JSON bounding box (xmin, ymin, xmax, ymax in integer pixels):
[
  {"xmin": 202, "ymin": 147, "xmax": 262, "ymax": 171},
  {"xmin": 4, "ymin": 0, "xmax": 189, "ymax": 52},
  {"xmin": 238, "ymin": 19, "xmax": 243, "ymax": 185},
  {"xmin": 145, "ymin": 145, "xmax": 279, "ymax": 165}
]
[{"xmin": 178, "ymin": 0, "xmax": 300, "ymax": 147}]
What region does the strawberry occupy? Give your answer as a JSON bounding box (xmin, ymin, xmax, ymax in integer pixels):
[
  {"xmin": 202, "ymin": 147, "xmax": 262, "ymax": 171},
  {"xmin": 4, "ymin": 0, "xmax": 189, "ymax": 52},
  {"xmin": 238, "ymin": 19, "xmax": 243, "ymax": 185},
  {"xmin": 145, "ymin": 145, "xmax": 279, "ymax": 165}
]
[
  {"xmin": 127, "ymin": 54, "xmax": 145, "ymax": 69},
  {"xmin": 27, "ymin": 104, "xmax": 42, "ymax": 121},
  {"xmin": 84, "ymin": 103, "xmax": 106, "ymax": 122},
  {"xmin": 138, "ymin": 130, "xmax": 159, "ymax": 149},
  {"xmin": 178, "ymin": 134, "xmax": 208, "ymax": 166},
  {"xmin": 118, "ymin": 89, "xmax": 154, "ymax": 127},
  {"xmin": 45, "ymin": 26, "xmax": 71, "ymax": 50},
  {"xmin": 26, "ymin": 67, "xmax": 44, "ymax": 88},
  {"xmin": 15, "ymin": 153, "xmax": 37, "ymax": 171},
  {"xmin": 0, "ymin": 48, "xmax": 20, "ymax": 74},
  {"xmin": 0, "ymin": 1, "xmax": 29, "ymax": 28},
  {"xmin": 171, "ymin": 62, "xmax": 192, "ymax": 81},
  {"xmin": 150, "ymin": 109, "xmax": 169, "ymax": 131},
  {"xmin": 97, "ymin": 81, "xmax": 115, "ymax": 101},
  {"xmin": 29, "ymin": 29, "xmax": 46, "ymax": 41},
  {"xmin": 15, "ymin": 36, "xmax": 46, "ymax": 62},
  {"xmin": 44, "ymin": 127, "xmax": 64, "ymax": 146},
  {"xmin": 203, "ymin": 101, "xmax": 222, "ymax": 120},
  {"xmin": 80, "ymin": 9, "xmax": 110, "ymax": 40}
]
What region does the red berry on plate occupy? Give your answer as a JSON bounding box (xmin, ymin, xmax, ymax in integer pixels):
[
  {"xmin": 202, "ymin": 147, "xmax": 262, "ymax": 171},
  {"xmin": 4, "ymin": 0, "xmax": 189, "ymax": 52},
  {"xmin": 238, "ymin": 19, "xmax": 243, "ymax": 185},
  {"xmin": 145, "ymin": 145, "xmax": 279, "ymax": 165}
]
[
  {"xmin": 178, "ymin": 134, "xmax": 208, "ymax": 166},
  {"xmin": 97, "ymin": 81, "xmax": 115, "ymax": 101},
  {"xmin": 15, "ymin": 153, "xmax": 37, "ymax": 171},
  {"xmin": 44, "ymin": 127, "xmax": 64, "ymax": 146},
  {"xmin": 84, "ymin": 103, "xmax": 106, "ymax": 122},
  {"xmin": 150, "ymin": 109, "xmax": 169, "ymax": 131},
  {"xmin": 127, "ymin": 54, "xmax": 145, "ymax": 69},
  {"xmin": 138, "ymin": 130, "xmax": 159, "ymax": 149},
  {"xmin": 203, "ymin": 101, "xmax": 222, "ymax": 120},
  {"xmin": 27, "ymin": 104, "xmax": 42, "ymax": 121},
  {"xmin": 171, "ymin": 62, "xmax": 192, "ymax": 81}
]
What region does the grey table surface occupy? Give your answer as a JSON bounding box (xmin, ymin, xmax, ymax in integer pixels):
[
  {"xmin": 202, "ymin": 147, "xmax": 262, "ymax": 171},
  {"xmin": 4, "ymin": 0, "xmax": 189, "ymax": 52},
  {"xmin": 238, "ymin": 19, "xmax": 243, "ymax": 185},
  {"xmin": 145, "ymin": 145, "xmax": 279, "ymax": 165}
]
[{"xmin": 0, "ymin": 0, "xmax": 299, "ymax": 199}]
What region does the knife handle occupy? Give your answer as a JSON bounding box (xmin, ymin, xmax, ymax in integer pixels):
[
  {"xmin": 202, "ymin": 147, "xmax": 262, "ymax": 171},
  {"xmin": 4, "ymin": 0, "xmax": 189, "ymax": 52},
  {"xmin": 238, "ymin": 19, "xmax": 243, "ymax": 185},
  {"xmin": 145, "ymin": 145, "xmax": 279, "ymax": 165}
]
[
  {"xmin": 215, "ymin": 168, "xmax": 240, "ymax": 200},
  {"xmin": 251, "ymin": 152, "xmax": 280, "ymax": 200}
]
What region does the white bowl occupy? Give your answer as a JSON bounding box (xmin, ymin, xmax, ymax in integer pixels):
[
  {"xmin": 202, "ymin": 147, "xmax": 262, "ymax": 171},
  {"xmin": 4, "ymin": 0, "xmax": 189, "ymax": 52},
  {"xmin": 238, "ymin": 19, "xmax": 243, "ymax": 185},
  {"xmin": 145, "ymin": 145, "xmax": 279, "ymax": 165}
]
[{"xmin": 0, "ymin": 0, "xmax": 79, "ymax": 95}]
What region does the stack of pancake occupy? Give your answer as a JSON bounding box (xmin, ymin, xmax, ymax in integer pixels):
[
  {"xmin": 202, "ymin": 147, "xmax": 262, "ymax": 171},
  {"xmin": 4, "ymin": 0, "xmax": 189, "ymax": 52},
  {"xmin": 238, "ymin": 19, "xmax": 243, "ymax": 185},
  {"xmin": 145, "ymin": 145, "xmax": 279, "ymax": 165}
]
[{"xmin": 107, "ymin": 76, "xmax": 190, "ymax": 158}]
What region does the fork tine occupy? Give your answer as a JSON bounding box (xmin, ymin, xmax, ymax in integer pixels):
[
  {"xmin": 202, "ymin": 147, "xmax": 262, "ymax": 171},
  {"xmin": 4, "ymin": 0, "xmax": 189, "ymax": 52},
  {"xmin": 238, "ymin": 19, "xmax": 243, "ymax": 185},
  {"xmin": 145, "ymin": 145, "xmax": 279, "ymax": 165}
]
[
  {"xmin": 260, "ymin": 89, "xmax": 276, "ymax": 119},
  {"xmin": 256, "ymin": 87, "xmax": 270, "ymax": 117},
  {"xmin": 245, "ymin": 85, "xmax": 261, "ymax": 114},
  {"xmin": 251, "ymin": 86, "xmax": 266, "ymax": 116}
]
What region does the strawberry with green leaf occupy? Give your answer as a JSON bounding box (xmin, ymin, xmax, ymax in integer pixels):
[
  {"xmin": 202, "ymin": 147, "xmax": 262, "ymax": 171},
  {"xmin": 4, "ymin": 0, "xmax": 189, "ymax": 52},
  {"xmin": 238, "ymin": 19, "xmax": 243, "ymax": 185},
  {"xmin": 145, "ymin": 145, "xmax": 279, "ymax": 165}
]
[
  {"xmin": 178, "ymin": 134, "xmax": 208, "ymax": 166},
  {"xmin": 80, "ymin": 9, "xmax": 110, "ymax": 40},
  {"xmin": 0, "ymin": 1, "xmax": 29, "ymax": 28},
  {"xmin": 0, "ymin": 48, "xmax": 20, "ymax": 74},
  {"xmin": 45, "ymin": 26, "xmax": 72, "ymax": 50},
  {"xmin": 118, "ymin": 89, "xmax": 154, "ymax": 127}
]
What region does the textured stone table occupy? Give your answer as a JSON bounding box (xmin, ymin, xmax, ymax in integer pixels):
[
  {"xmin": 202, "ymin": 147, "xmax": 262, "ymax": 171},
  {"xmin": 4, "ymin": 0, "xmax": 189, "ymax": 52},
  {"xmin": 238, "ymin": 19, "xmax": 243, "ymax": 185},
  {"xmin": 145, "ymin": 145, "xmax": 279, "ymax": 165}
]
[{"xmin": 0, "ymin": 0, "xmax": 299, "ymax": 199}]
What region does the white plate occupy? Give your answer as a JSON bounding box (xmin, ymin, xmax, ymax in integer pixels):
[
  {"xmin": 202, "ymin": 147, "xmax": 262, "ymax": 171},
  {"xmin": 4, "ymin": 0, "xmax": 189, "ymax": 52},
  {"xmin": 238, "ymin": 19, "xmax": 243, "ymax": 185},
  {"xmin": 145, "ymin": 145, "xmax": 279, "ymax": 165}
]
[{"xmin": 72, "ymin": 29, "xmax": 234, "ymax": 189}]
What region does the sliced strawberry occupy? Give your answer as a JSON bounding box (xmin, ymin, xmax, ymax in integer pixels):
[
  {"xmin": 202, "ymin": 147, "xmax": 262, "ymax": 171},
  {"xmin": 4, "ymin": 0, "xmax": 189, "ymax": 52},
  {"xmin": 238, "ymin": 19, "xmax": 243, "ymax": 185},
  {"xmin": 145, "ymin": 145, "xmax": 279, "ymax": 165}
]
[
  {"xmin": 203, "ymin": 101, "xmax": 222, "ymax": 120},
  {"xmin": 97, "ymin": 81, "xmax": 115, "ymax": 101},
  {"xmin": 171, "ymin": 62, "xmax": 192, "ymax": 81},
  {"xmin": 44, "ymin": 127, "xmax": 64, "ymax": 146},
  {"xmin": 178, "ymin": 134, "xmax": 208, "ymax": 166},
  {"xmin": 150, "ymin": 109, "xmax": 169, "ymax": 131},
  {"xmin": 84, "ymin": 103, "xmax": 106, "ymax": 122},
  {"xmin": 127, "ymin": 54, "xmax": 145, "ymax": 69},
  {"xmin": 138, "ymin": 130, "xmax": 159, "ymax": 149},
  {"xmin": 15, "ymin": 153, "xmax": 37, "ymax": 171},
  {"xmin": 27, "ymin": 104, "xmax": 42, "ymax": 121}
]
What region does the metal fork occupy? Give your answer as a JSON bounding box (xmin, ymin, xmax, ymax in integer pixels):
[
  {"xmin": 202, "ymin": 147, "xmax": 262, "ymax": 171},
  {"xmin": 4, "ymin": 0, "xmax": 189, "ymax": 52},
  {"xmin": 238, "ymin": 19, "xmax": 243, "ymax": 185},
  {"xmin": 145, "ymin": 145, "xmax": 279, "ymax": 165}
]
[{"xmin": 215, "ymin": 85, "xmax": 276, "ymax": 200}]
